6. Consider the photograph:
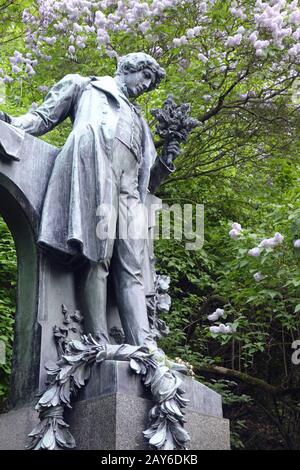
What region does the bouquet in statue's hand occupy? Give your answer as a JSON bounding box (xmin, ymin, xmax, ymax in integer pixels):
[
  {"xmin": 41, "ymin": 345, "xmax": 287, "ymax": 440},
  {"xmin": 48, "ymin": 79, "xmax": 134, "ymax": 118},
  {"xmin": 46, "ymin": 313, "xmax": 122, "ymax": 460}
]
[{"xmin": 151, "ymin": 96, "xmax": 199, "ymax": 167}]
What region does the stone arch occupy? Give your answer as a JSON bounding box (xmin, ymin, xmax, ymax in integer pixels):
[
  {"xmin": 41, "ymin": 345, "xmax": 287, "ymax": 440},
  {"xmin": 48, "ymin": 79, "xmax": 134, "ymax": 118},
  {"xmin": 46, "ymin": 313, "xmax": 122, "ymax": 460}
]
[
  {"xmin": 0, "ymin": 122, "xmax": 62, "ymax": 407},
  {"xmin": 0, "ymin": 179, "xmax": 39, "ymax": 407}
]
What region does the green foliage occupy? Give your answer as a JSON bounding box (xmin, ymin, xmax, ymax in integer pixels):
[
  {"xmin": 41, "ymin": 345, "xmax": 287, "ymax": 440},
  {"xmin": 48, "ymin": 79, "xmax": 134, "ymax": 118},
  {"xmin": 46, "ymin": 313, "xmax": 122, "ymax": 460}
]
[
  {"xmin": 154, "ymin": 156, "xmax": 300, "ymax": 448},
  {"xmin": 0, "ymin": 218, "xmax": 17, "ymax": 407}
]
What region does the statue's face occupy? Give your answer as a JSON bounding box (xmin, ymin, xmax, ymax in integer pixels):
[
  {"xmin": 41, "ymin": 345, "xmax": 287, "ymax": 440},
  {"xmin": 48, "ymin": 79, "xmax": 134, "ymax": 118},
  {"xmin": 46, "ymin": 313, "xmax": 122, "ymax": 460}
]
[{"xmin": 123, "ymin": 68, "xmax": 156, "ymax": 98}]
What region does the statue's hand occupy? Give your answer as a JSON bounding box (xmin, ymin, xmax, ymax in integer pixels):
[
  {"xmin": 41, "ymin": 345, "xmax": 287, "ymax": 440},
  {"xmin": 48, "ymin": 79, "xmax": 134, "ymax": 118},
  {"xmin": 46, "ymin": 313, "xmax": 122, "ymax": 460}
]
[
  {"xmin": 163, "ymin": 141, "xmax": 180, "ymax": 166},
  {"xmin": 0, "ymin": 111, "xmax": 11, "ymax": 124},
  {"xmin": 0, "ymin": 112, "xmax": 21, "ymax": 162}
]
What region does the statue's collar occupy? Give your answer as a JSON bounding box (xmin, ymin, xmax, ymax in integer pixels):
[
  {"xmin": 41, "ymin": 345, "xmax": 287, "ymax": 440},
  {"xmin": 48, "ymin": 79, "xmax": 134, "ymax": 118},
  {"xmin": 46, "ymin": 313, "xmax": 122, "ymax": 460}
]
[
  {"xmin": 89, "ymin": 75, "xmax": 121, "ymax": 105},
  {"xmin": 89, "ymin": 76, "xmax": 139, "ymax": 112}
]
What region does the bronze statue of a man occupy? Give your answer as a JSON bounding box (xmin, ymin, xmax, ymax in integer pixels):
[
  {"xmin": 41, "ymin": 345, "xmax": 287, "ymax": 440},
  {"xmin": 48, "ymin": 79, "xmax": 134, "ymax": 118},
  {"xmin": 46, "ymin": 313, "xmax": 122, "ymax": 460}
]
[{"xmin": 0, "ymin": 52, "xmax": 178, "ymax": 346}]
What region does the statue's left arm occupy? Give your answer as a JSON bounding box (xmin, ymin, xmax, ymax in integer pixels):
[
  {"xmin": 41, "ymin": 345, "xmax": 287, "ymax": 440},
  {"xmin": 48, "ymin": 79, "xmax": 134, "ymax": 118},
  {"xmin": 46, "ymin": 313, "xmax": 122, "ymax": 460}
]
[
  {"xmin": 148, "ymin": 150, "xmax": 177, "ymax": 195},
  {"xmin": 140, "ymin": 118, "xmax": 180, "ymax": 197},
  {"xmin": 5, "ymin": 74, "xmax": 84, "ymax": 137}
]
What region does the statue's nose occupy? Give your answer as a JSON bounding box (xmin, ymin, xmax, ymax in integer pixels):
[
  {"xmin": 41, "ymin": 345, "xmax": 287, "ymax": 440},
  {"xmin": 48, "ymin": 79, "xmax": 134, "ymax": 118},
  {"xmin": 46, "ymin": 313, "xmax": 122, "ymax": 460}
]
[{"xmin": 143, "ymin": 78, "xmax": 152, "ymax": 89}]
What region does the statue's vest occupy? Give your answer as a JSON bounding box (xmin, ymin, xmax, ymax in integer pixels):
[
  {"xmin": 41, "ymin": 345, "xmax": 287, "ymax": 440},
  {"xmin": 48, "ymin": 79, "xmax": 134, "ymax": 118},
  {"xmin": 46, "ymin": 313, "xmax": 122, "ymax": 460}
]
[{"xmin": 115, "ymin": 95, "xmax": 143, "ymax": 162}]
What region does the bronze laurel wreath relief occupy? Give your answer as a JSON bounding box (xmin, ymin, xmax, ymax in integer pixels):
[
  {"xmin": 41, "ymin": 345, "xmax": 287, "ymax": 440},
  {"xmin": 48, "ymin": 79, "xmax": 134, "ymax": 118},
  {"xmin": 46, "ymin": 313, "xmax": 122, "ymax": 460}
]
[{"xmin": 28, "ymin": 333, "xmax": 191, "ymax": 450}]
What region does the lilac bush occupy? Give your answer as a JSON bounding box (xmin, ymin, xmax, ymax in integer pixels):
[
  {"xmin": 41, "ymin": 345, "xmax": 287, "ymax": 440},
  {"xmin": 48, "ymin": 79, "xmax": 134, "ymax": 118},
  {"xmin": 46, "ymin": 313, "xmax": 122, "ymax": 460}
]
[{"xmin": 1, "ymin": 0, "xmax": 300, "ymax": 83}]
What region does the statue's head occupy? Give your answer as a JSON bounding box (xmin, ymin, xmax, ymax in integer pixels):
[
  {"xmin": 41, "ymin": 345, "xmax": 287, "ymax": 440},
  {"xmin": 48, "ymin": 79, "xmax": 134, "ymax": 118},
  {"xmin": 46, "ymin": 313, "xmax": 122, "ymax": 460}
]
[{"xmin": 115, "ymin": 52, "xmax": 166, "ymax": 98}]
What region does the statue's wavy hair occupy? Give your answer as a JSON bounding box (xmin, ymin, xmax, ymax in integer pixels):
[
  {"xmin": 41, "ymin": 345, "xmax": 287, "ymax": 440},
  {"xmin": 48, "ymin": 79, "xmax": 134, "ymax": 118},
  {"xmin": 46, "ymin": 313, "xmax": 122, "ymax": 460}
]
[{"xmin": 115, "ymin": 52, "xmax": 165, "ymax": 91}]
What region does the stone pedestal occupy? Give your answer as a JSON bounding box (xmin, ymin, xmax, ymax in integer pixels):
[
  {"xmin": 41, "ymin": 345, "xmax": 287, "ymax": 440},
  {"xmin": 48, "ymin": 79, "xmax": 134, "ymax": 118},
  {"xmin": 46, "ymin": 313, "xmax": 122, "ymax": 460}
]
[{"xmin": 0, "ymin": 361, "xmax": 230, "ymax": 450}]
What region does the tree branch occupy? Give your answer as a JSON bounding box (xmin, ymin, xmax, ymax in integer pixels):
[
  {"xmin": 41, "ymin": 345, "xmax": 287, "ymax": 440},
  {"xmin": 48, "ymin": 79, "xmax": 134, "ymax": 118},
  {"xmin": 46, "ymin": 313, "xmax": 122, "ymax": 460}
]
[{"xmin": 195, "ymin": 364, "xmax": 300, "ymax": 397}]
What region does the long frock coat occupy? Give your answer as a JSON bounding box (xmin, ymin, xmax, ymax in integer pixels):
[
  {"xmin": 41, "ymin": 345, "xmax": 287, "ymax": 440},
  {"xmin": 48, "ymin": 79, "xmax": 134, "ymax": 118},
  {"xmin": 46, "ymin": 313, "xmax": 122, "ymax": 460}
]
[{"xmin": 11, "ymin": 74, "xmax": 159, "ymax": 264}]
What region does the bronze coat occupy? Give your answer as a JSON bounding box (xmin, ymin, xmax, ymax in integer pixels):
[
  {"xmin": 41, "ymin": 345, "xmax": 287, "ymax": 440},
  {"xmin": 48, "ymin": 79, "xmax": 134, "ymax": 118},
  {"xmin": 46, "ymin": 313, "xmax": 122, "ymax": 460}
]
[{"xmin": 11, "ymin": 74, "xmax": 157, "ymax": 263}]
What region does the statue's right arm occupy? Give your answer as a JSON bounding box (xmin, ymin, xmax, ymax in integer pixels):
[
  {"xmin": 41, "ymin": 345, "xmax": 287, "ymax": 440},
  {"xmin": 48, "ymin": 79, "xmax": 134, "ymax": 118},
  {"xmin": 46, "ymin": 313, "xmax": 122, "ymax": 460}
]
[{"xmin": 4, "ymin": 74, "xmax": 83, "ymax": 137}]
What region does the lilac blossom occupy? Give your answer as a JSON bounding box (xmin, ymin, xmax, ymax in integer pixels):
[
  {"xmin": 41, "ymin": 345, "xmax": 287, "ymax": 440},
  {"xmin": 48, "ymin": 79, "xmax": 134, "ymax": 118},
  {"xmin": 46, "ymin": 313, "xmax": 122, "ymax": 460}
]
[
  {"xmin": 38, "ymin": 85, "xmax": 49, "ymax": 93},
  {"xmin": 248, "ymin": 247, "xmax": 261, "ymax": 257},
  {"xmin": 43, "ymin": 36, "xmax": 57, "ymax": 45},
  {"xmin": 198, "ymin": 53, "xmax": 208, "ymax": 63},
  {"xmin": 225, "ymin": 33, "xmax": 243, "ymax": 47},
  {"xmin": 139, "ymin": 21, "xmax": 150, "ymax": 34},
  {"xmin": 209, "ymin": 325, "xmax": 221, "ymax": 334},
  {"xmin": 68, "ymin": 45, "xmax": 76, "ymax": 55},
  {"xmin": 259, "ymin": 232, "xmax": 284, "ymax": 249},
  {"xmin": 290, "ymin": 9, "xmax": 300, "ymax": 24},
  {"xmin": 274, "ymin": 232, "xmax": 284, "ymax": 243},
  {"xmin": 199, "ymin": 2, "xmax": 207, "ymax": 14},
  {"xmin": 254, "ymin": 272, "xmax": 265, "ymax": 282},
  {"xmin": 11, "ymin": 65, "xmax": 22, "ymax": 74},
  {"xmin": 3, "ymin": 76, "xmax": 13, "ymax": 83},
  {"xmin": 207, "ymin": 308, "xmax": 224, "ymax": 322},
  {"xmin": 229, "ymin": 229, "xmax": 240, "ymax": 239},
  {"xmin": 5, "ymin": 0, "xmax": 300, "ymax": 84},
  {"xmin": 25, "ymin": 64, "xmax": 36, "ymax": 75},
  {"xmin": 209, "ymin": 323, "xmax": 235, "ymax": 334},
  {"xmin": 232, "ymin": 222, "xmax": 242, "ymax": 232},
  {"xmin": 259, "ymin": 238, "xmax": 278, "ymax": 248}
]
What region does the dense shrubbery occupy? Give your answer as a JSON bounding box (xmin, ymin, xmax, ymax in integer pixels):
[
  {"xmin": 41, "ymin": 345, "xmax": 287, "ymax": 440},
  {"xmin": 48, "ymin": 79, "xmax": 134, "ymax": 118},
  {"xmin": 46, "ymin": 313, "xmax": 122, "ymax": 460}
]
[
  {"xmin": 155, "ymin": 159, "xmax": 300, "ymax": 449},
  {"xmin": 0, "ymin": 219, "xmax": 16, "ymax": 407}
]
